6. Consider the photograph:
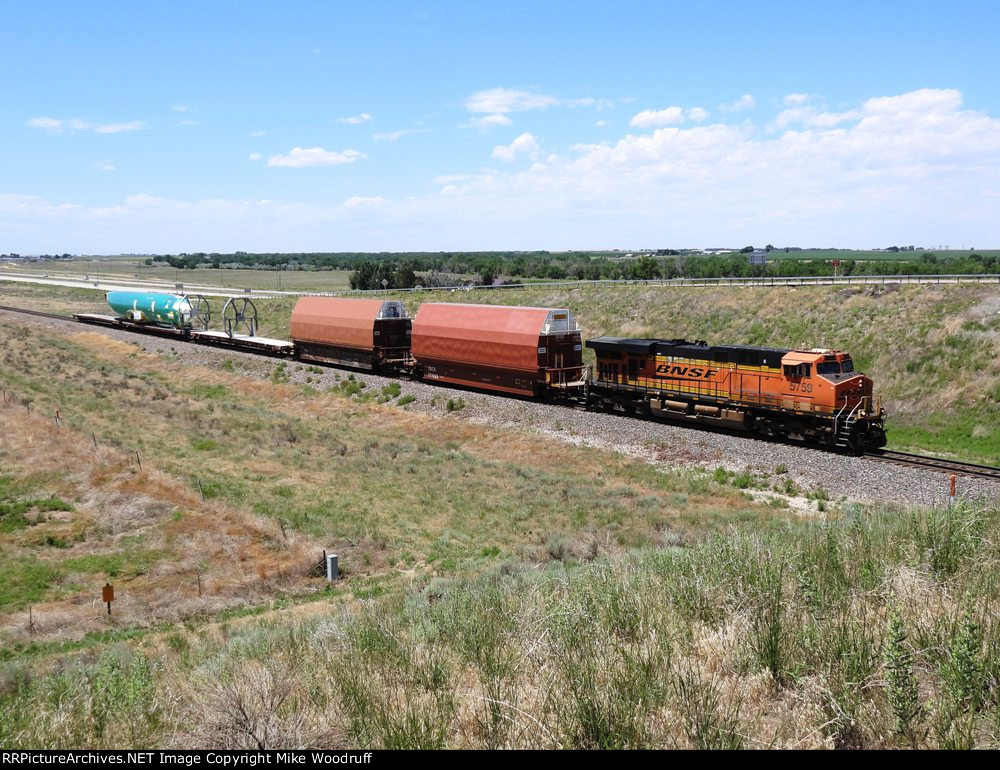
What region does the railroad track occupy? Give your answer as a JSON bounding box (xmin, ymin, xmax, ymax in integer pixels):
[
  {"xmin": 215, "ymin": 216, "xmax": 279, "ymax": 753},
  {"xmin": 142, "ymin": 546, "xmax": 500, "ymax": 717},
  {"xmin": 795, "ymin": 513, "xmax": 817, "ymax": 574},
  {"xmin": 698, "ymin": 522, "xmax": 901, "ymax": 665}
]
[
  {"xmin": 865, "ymin": 449, "xmax": 1000, "ymax": 482},
  {"xmin": 0, "ymin": 305, "xmax": 72, "ymax": 321},
  {"xmin": 3, "ymin": 302, "xmax": 1000, "ymax": 484}
]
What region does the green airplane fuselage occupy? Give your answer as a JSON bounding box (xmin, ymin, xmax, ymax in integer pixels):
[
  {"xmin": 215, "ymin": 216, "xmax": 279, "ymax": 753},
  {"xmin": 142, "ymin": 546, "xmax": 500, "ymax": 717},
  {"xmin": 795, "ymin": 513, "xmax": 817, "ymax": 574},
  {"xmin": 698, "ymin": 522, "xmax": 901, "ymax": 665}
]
[{"xmin": 106, "ymin": 291, "xmax": 192, "ymax": 328}]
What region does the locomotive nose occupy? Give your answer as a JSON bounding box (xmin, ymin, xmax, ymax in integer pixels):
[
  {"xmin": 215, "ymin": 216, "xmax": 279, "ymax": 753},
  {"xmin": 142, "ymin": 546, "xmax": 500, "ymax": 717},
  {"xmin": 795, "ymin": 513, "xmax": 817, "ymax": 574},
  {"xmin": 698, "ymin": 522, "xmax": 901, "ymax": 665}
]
[{"xmin": 835, "ymin": 373, "xmax": 873, "ymax": 402}]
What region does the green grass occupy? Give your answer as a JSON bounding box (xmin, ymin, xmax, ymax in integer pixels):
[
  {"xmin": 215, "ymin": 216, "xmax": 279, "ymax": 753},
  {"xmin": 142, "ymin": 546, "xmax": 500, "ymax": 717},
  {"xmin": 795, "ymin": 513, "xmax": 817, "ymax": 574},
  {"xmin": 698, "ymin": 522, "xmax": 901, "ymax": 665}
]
[
  {"xmin": 0, "ymin": 475, "xmax": 74, "ymax": 535},
  {"xmin": 5, "ymin": 499, "xmax": 996, "ymax": 748},
  {"xmin": 0, "ymin": 548, "xmax": 164, "ymax": 612},
  {"xmin": 0, "ymin": 557, "xmax": 63, "ymax": 612},
  {"xmin": 63, "ymin": 550, "xmax": 166, "ymax": 580}
]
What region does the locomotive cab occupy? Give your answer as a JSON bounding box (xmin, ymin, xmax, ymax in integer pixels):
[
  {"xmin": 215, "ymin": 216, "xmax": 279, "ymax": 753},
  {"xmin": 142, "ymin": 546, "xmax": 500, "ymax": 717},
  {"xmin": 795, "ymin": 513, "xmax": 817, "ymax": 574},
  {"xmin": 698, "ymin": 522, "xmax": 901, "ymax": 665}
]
[{"xmin": 779, "ymin": 349, "xmax": 885, "ymax": 451}]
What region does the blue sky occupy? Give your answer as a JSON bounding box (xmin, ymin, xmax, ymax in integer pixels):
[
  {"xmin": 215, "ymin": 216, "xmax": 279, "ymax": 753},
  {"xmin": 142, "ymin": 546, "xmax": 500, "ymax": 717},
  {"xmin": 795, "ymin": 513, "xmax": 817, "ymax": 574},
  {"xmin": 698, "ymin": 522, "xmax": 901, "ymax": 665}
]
[{"xmin": 2, "ymin": 0, "xmax": 999, "ymax": 253}]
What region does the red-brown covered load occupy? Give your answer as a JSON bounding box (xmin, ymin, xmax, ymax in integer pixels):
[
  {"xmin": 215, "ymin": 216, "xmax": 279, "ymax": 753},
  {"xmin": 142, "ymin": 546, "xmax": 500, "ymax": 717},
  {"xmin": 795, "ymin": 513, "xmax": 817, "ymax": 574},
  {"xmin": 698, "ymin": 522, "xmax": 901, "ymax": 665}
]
[
  {"xmin": 290, "ymin": 297, "xmax": 410, "ymax": 370},
  {"xmin": 411, "ymin": 303, "xmax": 586, "ymax": 396}
]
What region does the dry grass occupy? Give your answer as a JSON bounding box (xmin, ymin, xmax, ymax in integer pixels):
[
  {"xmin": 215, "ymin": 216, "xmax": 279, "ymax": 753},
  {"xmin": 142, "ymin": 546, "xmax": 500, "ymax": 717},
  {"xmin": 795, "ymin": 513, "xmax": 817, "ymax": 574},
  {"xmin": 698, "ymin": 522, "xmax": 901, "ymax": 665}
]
[
  {"xmin": 0, "ymin": 317, "xmax": 776, "ymax": 648},
  {"xmin": 0, "ymin": 397, "xmax": 321, "ymax": 644}
]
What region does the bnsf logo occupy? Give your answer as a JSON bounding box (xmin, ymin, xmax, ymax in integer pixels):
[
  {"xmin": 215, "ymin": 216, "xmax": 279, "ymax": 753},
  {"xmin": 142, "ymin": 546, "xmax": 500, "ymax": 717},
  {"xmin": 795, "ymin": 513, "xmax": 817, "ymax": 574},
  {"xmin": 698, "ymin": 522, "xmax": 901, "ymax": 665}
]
[{"xmin": 654, "ymin": 364, "xmax": 718, "ymax": 379}]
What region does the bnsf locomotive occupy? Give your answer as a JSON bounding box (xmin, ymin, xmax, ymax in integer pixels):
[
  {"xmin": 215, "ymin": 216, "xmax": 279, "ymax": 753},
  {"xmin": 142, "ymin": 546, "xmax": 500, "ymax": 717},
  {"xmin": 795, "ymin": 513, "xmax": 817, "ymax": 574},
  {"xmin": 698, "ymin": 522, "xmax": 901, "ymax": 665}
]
[
  {"xmin": 587, "ymin": 337, "xmax": 886, "ymax": 451},
  {"xmin": 82, "ymin": 292, "xmax": 887, "ymax": 452}
]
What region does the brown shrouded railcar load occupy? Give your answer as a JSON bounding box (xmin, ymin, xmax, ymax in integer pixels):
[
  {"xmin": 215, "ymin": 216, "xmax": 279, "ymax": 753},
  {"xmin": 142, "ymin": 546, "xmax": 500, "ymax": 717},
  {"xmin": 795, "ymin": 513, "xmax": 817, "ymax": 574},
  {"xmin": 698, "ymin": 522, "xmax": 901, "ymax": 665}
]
[
  {"xmin": 410, "ymin": 303, "xmax": 587, "ymax": 397},
  {"xmin": 290, "ymin": 297, "xmax": 411, "ymax": 370}
]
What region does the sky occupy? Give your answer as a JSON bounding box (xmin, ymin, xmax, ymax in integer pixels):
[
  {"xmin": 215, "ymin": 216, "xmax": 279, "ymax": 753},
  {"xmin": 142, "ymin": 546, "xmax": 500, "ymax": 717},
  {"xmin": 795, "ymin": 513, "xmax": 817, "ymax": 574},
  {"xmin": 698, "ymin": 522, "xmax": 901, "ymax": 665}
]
[{"xmin": 2, "ymin": 0, "xmax": 1000, "ymax": 253}]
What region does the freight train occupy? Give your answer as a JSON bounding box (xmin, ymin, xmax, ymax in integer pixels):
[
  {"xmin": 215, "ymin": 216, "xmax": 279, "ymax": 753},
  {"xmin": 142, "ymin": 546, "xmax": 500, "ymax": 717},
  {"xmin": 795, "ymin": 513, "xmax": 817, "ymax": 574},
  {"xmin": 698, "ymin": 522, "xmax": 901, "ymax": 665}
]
[{"xmin": 76, "ymin": 291, "xmax": 887, "ymax": 452}]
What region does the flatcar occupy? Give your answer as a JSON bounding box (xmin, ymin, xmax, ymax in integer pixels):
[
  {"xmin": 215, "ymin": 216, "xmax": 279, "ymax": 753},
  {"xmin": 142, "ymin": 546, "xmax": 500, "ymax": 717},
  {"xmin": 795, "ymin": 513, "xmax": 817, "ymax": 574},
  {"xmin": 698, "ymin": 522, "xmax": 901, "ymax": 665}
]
[{"xmin": 587, "ymin": 336, "xmax": 886, "ymax": 451}]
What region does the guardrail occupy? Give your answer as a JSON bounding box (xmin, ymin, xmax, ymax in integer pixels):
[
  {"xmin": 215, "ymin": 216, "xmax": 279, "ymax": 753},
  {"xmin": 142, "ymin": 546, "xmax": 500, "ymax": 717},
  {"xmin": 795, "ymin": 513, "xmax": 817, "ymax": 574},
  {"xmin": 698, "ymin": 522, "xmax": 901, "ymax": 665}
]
[
  {"xmin": 332, "ymin": 273, "xmax": 1000, "ymax": 296},
  {"xmin": 4, "ymin": 271, "xmax": 999, "ymax": 298}
]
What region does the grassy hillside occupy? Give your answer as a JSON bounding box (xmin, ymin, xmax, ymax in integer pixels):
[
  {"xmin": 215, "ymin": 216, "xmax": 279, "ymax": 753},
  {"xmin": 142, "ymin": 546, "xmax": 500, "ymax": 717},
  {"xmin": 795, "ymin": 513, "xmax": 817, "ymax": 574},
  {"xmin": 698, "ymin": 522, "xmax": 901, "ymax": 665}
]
[
  {"xmin": 0, "ymin": 319, "xmax": 774, "ymax": 635},
  {"xmin": 4, "ymin": 490, "xmax": 1000, "ymax": 747},
  {"xmin": 2, "ymin": 280, "xmax": 998, "ymax": 463},
  {"xmin": 2, "ymin": 309, "xmax": 1000, "ymax": 748}
]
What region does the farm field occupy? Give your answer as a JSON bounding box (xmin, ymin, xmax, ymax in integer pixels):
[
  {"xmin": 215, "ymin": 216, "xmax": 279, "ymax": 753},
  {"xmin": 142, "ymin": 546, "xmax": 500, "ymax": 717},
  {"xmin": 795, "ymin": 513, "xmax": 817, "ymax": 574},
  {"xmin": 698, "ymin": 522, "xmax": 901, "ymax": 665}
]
[
  {"xmin": 0, "ymin": 257, "xmax": 355, "ymax": 293},
  {"xmin": 1, "ymin": 314, "xmax": 999, "ymax": 748},
  {"xmin": 765, "ymin": 249, "xmax": 1000, "ymax": 263}
]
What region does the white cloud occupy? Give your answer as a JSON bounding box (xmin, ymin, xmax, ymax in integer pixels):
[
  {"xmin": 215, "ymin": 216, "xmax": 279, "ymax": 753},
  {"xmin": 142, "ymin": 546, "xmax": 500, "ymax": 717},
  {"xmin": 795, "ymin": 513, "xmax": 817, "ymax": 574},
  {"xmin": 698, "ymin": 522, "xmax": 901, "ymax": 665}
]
[
  {"xmin": 248, "ymin": 153, "xmax": 263, "ymax": 162},
  {"xmin": 27, "ymin": 117, "xmax": 93, "ymax": 134},
  {"xmin": 465, "ymin": 88, "xmax": 560, "ymax": 114},
  {"xmin": 343, "ymin": 196, "xmax": 389, "ymax": 208},
  {"xmin": 98, "ymin": 163, "xmax": 115, "ymax": 172},
  {"xmin": 171, "ymin": 104, "xmax": 191, "ymax": 113},
  {"xmin": 463, "ymin": 88, "xmax": 613, "ymax": 129},
  {"xmin": 28, "ymin": 117, "xmax": 144, "ymax": 135},
  {"xmin": 569, "ymin": 97, "xmax": 615, "ymax": 110},
  {"xmin": 266, "ymin": 147, "xmax": 365, "ymax": 167},
  {"xmin": 720, "ymin": 94, "xmax": 756, "ymax": 112},
  {"xmin": 629, "ymin": 107, "xmax": 685, "ymax": 128},
  {"xmin": 492, "ymin": 132, "xmax": 541, "ymax": 163},
  {"xmin": 335, "ymin": 112, "xmax": 373, "ymax": 125},
  {"xmin": 27, "ymin": 117, "xmax": 70, "ymax": 133},
  {"xmin": 770, "ymin": 94, "xmax": 860, "ymax": 130},
  {"xmin": 688, "ymin": 107, "xmax": 709, "ymax": 122},
  {"xmin": 463, "ymin": 114, "xmax": 513, "ymax": 130},
  {"xmin": 94, "ymin": 121, "xmax": 146, "ymax": 134},
  {"xmin": 595, "ymin": 120, "xmax": 609, "ymax": 127},
  {"xmin": 433, "ymin": 174, "xmax": 473, "ymax": 184},
  {"xmin": 6, "ymin": 89, "xmax": 1000, "ymax": 253},
  {"xmin": 250, "ymin": 130, "xmax": 267, "ymax": 138},
  {"xmin": 428, "ymin": 88, "xmax": 1000, "ymax": 247},
  {"xmin": 373, "ymin": 129, "xmax": 428, "ymax": 142}
]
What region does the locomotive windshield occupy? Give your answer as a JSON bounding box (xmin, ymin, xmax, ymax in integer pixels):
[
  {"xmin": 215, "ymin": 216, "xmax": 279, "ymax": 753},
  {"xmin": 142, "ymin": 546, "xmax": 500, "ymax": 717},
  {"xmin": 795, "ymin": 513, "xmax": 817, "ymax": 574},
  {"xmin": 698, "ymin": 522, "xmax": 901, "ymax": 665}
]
[{"xmin": 817, "ymin": 359, "xmax": 855, "ymax": 375}]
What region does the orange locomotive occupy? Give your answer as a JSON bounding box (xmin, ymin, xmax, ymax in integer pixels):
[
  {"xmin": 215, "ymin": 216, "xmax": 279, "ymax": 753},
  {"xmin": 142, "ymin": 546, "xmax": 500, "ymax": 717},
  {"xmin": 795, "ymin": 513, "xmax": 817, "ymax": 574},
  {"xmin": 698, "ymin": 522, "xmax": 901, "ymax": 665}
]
[{"xmin": 586, "ymin": 337, "xmax": 886, "ymax": 451}]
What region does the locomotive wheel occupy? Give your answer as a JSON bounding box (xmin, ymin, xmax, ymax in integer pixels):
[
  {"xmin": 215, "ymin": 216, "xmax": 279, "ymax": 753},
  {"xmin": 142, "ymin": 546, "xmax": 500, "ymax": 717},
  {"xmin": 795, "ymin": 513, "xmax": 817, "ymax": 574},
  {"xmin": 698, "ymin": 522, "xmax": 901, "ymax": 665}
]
[
  {"xmin": 867, "ymin": 427, "xmax": 887, "ymax": 450},
  {"xmin": 755, "ymin": 419, "xmax": 775, "ymax": 438}
]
